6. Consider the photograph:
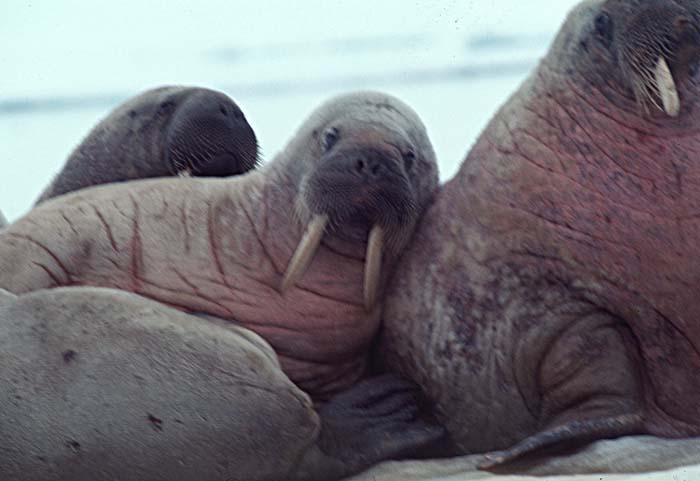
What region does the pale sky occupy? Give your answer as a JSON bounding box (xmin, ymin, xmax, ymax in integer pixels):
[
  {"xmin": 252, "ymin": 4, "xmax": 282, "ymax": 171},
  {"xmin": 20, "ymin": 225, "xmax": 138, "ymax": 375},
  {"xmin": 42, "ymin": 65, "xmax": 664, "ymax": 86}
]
[{"xmin": 0, "ymin": 0, "xmax": 581, "ymax": 221}]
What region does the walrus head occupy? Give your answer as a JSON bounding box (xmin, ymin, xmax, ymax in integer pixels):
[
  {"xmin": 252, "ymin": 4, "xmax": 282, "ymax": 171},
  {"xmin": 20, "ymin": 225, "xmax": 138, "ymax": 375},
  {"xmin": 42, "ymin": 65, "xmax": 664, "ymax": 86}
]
[
  {"xmin": 550, "ymin": 0, "xmax": 700, "ymax": 119},
  {"xmin": 278, "ymin": 92, "xmax": 438, "ymax": 309},
  {"xmin": 164, "ymin": 88, "xmax": 259, "ymax": 177}
]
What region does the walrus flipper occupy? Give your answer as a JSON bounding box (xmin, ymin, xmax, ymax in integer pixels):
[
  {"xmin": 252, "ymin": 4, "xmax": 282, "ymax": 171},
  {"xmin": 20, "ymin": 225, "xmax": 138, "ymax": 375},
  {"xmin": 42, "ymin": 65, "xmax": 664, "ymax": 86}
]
[
  {"xmin": 478, "ymin": 413, "xmax": 644, "ymax": 470},
  {"xmin": 290, "ymin": 374, "xmax": 446, "ymax": 481},
  {"xmin": 480, "ymin": 313, "xmax": 645, "ymax": 470}
]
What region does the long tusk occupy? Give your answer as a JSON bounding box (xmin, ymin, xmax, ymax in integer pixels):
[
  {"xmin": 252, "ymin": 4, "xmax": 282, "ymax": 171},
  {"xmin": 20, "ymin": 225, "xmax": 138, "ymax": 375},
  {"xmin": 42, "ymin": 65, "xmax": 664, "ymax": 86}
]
[
  {"xmin": 655, "ymin": 56, "xmax": 680, "ymax": 117},
  {"xmin": 363, "ymin": 225, "xmax": 384, "ymax": 311},
  {"xmin": 280, "ymin": 214, "xmax": 329, "ymax": 293}
]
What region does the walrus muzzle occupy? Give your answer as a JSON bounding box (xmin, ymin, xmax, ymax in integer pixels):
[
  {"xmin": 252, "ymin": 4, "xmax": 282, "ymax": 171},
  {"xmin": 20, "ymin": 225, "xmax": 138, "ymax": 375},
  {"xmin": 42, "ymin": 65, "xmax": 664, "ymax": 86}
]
[
  {"xmin": 282, "ymin": 146, "xmax": 416, "ymax": 311},
  {"xmin": 620, "ymin": 3, "xmax": 700, "ymax": 117},
  {"xmin": 165, "ymin": 90, "xmax": 259, "ymax": 176}
]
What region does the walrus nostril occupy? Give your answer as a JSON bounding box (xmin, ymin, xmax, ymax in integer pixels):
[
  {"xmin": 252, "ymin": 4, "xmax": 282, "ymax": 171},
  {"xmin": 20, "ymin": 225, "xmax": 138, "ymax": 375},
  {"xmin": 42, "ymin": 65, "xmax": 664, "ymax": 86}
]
[{"xmin": 352, "ymin": 156, "xmax": 384, "ymax": 179}]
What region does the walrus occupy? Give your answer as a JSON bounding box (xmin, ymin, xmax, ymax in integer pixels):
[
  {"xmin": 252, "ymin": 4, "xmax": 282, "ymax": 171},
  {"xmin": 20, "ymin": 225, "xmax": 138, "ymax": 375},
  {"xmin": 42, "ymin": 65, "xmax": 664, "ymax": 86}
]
[
  {"xmin": 0, "ymin": 287, "xmax": 441, "ymax": 481},
  {"xmin": 349, "ymin": 435, "xmax": 700, "ymax": 481},
  {"xmin": 36, "ymin": 86, "xmax": 259, "ymax": 203},
  {"xmin": 0, "ymin": 91, "xmax": 442, "ymax": 479},
  {"xmin": 379, "ymin": 0, "xmax": 700, "ymax": 472}
]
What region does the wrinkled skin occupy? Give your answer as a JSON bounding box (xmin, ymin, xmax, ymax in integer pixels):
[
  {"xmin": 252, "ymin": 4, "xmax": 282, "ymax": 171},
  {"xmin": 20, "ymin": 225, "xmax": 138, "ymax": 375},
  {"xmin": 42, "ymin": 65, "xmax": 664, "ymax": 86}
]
[
  {"xmin": 1, "ymin": 91, "xmax": 438, "ymax": 400},
  {"xmin": 0, "ymin": 287, "xmax": 439, "ymax": 481},
  {"xmin": 0, "ymin": 92, "xmax": 442, "ymax": 479},
  {"xmin": 381, "ymin": 0, "xmax": 700, "ymax": 471},
  {"xmin": 36, "ymin": 86, "xmax": 259, "ymax": 203}
]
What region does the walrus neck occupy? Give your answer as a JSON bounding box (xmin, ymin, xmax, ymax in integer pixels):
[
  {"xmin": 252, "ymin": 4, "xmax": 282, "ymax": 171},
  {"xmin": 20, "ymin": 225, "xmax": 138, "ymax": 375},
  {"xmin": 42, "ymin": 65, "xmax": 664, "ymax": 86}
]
[
  {"xmin": 538, "ymin": 59, "xmax": 700, "ymax": 135},
  {"xmin": 453, "ymin": 62, "xmax": 700, "ymax": 217}
]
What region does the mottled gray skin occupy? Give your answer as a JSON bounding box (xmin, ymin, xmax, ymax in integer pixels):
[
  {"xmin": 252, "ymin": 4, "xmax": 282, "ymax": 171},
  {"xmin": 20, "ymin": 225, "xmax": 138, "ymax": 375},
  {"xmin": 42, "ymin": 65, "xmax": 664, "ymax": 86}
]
[
  {"xmin": 381, "ymin": 0, "xmax": 700, "ymax": 471},
  {"xmin": 0, "ymin": 287, "xmax": 318, "ymax": 481},
  {"xmin": 0, "ymin": 92, "xmax": 442, "ymax": 479},
  {"xmin": 36, "ymin": 86, "xmax": 259, "ymax": 203}
]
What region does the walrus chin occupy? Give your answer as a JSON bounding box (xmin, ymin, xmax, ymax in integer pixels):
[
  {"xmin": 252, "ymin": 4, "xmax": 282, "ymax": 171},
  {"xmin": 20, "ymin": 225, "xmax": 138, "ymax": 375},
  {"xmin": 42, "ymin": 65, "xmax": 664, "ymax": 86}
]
[{"xmin": 280, "ymin": 216, "xmax": 385, "ymax": 311}]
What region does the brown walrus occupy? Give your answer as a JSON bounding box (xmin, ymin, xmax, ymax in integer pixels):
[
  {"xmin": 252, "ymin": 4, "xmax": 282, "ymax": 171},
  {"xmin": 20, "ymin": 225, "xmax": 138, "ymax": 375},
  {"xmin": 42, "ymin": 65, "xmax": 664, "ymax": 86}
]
[
  {"xmin": 380, "ymin": 0, "xmax": 700, "ymax": 471},
  {"xmin": 36, "ymin": 86, "xmax": 259, "ymax": 203},
  {"xmin": 0, "ymin": 91, "xmax": 442, "ymax": 480}
]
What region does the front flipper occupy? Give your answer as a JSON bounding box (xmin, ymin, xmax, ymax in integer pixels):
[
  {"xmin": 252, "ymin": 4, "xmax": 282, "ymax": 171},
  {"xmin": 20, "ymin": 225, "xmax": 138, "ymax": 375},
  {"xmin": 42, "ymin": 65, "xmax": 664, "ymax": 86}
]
[
  {"xmin": 290, "ymin": 374, "xmax": 446, "ymax": 481},
  {"xmin": 478, "ymin": 413, "xmax": 643, "ymax": 469},
  {"xmin": 480, "ymin": 314, "xmax": 645, "ymax": 471}
]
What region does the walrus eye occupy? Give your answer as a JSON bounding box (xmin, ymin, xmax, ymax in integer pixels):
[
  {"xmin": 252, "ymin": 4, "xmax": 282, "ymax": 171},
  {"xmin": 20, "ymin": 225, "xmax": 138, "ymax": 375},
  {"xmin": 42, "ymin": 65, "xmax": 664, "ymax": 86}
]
[
  {"xmin": 402, "ymin": 150, "xmax": 416, "ymax": 170},
  {"xmin": 594, "ymin": 12, "xmax": 613, "ymax": 47},
  {"xmin": 322, "ymin": 127, "xmax": 340, "ymax": 152}
]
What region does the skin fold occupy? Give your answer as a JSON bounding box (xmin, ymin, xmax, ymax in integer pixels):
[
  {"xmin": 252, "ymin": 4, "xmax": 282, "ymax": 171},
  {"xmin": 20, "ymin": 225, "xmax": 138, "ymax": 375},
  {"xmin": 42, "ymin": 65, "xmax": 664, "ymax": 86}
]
[
  {"xmin": 0, "ymin": 91, "xmax": 442, "ymax": 480},
  {"xmin": 380, "ymin": 0, "xmax": 700, "ymax": 471}
]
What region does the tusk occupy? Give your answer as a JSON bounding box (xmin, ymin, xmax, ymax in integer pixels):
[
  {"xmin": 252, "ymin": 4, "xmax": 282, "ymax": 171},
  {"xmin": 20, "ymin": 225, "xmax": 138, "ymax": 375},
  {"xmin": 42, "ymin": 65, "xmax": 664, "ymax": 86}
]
[
  {"xmin": 363, "ymin": 225, "xmax": 384, "ymax": 311},
  {"xmin": 655, "ymin": 56, "xmax": 680, "ymax": 117},
  {"xmin": 280, "ymin": 214, "xmax": 329, "ymax": 292}
]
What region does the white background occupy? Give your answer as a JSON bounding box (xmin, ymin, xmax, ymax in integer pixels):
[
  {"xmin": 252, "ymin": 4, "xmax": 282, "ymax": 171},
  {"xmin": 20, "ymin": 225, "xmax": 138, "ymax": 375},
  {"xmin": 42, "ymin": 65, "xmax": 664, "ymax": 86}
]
[{"xmin": 1, "ymin": 0, "xmax": 580, "ymax": 221}]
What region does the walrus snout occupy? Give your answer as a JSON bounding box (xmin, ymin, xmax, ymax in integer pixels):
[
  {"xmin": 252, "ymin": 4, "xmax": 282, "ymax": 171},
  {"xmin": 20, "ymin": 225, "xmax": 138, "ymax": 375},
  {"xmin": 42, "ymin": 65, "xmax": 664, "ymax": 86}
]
[
  {"xmin": 326, "ymin": 147, "xmax": 408, "ymax": 186},
  {"xmin": 617, "ymin": 1, "xmax": 700, "ymax": 116},
  {"xmin": 668, "ymin": 15, "xmax": 700, "ymax": 81},
  {"xmin": 289, "ymin": 147, "xmax": 416, "ymax": 310},
  {"xmin": 303, "ymin": 147, "xmax": 416, "ymax": 228},
  {"xmin": 165, "ymin": 89, "xmax": 259, "ymax": 177}
]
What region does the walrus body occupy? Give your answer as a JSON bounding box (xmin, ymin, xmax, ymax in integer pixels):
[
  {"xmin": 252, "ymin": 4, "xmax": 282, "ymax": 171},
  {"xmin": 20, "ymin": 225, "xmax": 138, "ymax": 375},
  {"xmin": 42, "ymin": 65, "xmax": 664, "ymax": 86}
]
[
  {"xmin": 36, "ymin": 86, "xmax": 259, "ymax": 203},
  {"xmin": 0, "ymin": 287, "xmax": 317, "ymax": 481},
  {"xmin": 381, "ymin": 0, "xmax": 700, "ymax": 470},
  {"xmin": 0, "ymin": 92, "xmax": 441, "ymax": 479}
]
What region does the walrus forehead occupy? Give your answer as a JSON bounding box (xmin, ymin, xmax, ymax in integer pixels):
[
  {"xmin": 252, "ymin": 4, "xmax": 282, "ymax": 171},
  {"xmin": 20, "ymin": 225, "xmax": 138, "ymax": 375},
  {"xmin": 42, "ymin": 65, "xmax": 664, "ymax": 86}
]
[
  {"xmin": 319, "ymin": 94, "xmax": 422, "ymax": 126},
  {"xmin": 315, "ymin": 104, "xmax": 424, "ymax": 143},
  {"xmin": 327, "ymin": 117, "xmax": 415, "ymax": 148},
  {"xmin": 572, "ymin": 0, "xmax": 699, "ymax": 34},
  {"xmin": 339, "ymin": 123, "xmax": 409, "ymax": 151}
]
